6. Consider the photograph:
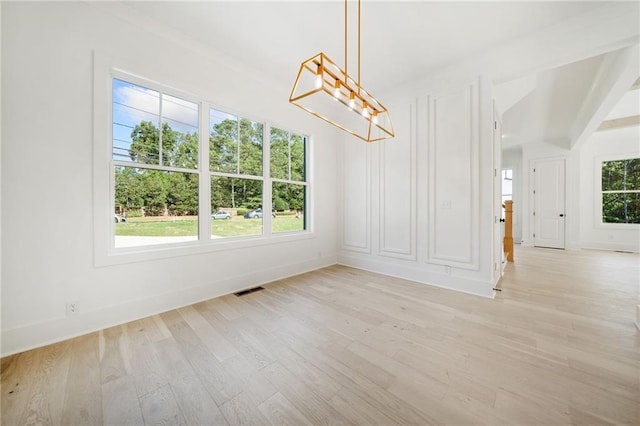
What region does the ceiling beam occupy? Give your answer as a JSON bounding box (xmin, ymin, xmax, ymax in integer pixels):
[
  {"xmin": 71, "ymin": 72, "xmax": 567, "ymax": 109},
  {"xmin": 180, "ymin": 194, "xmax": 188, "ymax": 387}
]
[
  {"xmin": 569, "ymin": 45, "xmax": 640, "ymax": 151},
  {"xmin": 597, "ymin": 115, "xmax": 640, "ymax": 131}
]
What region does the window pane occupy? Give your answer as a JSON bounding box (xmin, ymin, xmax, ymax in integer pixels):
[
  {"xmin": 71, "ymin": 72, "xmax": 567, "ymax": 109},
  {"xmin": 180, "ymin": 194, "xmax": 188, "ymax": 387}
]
[
  {"xmin": 270, "ymin": 127, "xmax": 306, "ymax": 182},
  {"xmin": 290, "ymin": 133, "xmax": 306, "ymax": 181},
  {"xmin": 602, "ymin": 159, "xmax": 640, "ymax": 191},
  {"xmin": 272, "ymin": 182, "xmax": 306, "ymax": 233},
  {"xmin": 270, "ymin": 128, "xmax": 289, "ymax": 179},
  {"xmin": 114, "ymin": 166, "xmax": 198, "ymax": 248},
  {"xmin": 603, "ymin": 192, "xmax": 640, "ymax": 224},
  {"xmin": 211, "ymin": 176, "xmax": 263, "ymax": 238},
  {"xmin": 239, "ymin": 119, "xmax": 263, "ymax": 176},
  {"xmin": 210, "ymin": 109, "xmax": 238, "ymax": 173},
  {"xmin": 113, "ymin": 79, "xmax": 161, "ymax": 164},
  {"xmin": 162, "ymin": 94, "xmax": 199, "ymax": 169}
]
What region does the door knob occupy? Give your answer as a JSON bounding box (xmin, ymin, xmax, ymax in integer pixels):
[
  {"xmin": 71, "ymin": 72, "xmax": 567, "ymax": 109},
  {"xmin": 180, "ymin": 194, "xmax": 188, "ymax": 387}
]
[
  {"xmin": 499, "ymin": 218, "xmax": 505, "ymax": 222},
  {"xmin": 559, "ymin": 214, "xmax": 565, "ymax": 217}
]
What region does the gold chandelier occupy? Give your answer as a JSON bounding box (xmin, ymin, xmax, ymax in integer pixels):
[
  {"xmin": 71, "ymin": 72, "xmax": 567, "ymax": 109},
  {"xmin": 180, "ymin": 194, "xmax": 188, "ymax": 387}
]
[{"xmin": 289, "ymin": 0, "xmax": 394, "ymax": 143}]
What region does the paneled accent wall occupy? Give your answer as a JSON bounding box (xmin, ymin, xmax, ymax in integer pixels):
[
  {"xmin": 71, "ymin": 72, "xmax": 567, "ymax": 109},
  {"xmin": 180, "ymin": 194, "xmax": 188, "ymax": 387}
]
[
  {"xmin": 341, "ymin": 140, "xmax": 371, "ymax": 252},
  {"xmin": 378, "ymin": 101, "xmax": 417, "ymax": 260},
  {"xmin": 339, "ymin": 77, "xmax": 494, "ymax": 298},
  {"xmin": 427, "ymin": 81, "xmax": 480, "ymax": 269}
]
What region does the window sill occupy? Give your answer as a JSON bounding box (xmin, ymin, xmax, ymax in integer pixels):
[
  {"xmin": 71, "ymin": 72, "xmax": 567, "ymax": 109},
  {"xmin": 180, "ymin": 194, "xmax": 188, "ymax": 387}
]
[
  {"xmin": 596, "ymin": 222, "xmax": 640, "ymax": 230},
  {"xmin": 95, "ymin": 231, "xmax": 315, "ymax": 267}
]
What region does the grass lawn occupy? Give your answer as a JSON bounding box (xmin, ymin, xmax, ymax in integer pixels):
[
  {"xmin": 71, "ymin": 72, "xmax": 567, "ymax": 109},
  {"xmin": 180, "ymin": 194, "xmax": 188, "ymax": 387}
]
[{"xmin": 115, "ymin": 216, "xmax": 305, "ymax": 237}]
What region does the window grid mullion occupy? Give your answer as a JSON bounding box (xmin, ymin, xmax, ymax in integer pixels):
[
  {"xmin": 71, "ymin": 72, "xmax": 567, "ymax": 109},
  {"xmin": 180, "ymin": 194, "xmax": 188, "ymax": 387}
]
[
  {"xmin": 263, "ymin": 123, "xmax": 272, "ymax": 237},
  {"xmin": 288, "ymin": 132, "xmax": 292, "ymax": 181},
  {"xmin": 199, "ymin": 101, "xmax": 210, "ymax": 241},
  {"xmin": 158, "ymin": 93, "xmax": 164, "ymax": 166},
  {"xmin": 113, "ymin": 160, "xmax": 198, "ymax": 175}
]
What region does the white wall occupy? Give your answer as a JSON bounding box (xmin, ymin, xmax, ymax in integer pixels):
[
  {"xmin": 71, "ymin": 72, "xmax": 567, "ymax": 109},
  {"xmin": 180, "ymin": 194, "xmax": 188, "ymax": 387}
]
[
  {"xmin": 1, "ymin": 2, "xmax": 339, "ymax": 356},
  {"xmin": 520, "ymin": 142, "xmax": 582, "ymax": 250},
  {"xmin": 515, "ymin": 127, "xmax": 640, "ymax": 253},
  {"xmin": 338, "ymin": 77, "xmax": 498, "ymax": 298},
  {"xmin": 335, "ymin": 0, "xmax": 638, "ymax": 297},
  {"xmin": 579, "ymin": 126, "xmax": 640, "ymax": 252}
]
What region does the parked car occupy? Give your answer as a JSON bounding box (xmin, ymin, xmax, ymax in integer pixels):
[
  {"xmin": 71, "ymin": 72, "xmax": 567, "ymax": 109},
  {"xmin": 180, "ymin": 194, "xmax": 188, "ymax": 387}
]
[
  {"xmin": 114, "ymin": 214, "xmax": 126, "ymax": 223},
  {"xmin": 244, "ymin": 209, "xmax": 276, "ymax": 219},
  {"xmin": 211, "ymin": 211, "xmax": 231, "ymax": 220}
]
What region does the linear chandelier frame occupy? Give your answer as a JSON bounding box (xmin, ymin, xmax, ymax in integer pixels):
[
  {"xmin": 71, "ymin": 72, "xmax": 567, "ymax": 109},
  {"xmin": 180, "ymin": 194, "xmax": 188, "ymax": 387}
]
[{"xmin": 289, "ymin": 0, "xmax": 394, "ymax": 143}]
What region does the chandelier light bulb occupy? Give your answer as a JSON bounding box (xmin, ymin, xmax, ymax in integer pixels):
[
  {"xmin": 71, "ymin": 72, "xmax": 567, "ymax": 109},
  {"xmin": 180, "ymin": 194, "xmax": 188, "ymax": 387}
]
[
  {"xmin": 315, "ymin": 65, "xmax": 323, "ymax": 89},
  {"xmin": 334, "ymin": 81, "xmax": 341, "ymax": 99},
  {"xmin": 349, "ymin": 92, "xmax": 355, "ymax": 109},
  {"xmin": 362, "ymin": 102, "xmax": 369, "ymax": 118}
]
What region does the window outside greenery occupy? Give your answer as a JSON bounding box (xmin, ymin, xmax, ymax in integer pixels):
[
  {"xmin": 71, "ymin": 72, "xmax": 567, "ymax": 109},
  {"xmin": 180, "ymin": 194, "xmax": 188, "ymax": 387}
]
[
  {"xmin": 601, "ymin": 158, "xmax": 640, "ymax": 224},
  {"xmin": 270, "ymin": 128, "xmax": 307, "ymax": 233},
  {"xmin": 112, "ymin": 78, "xmax": 309, "ymax": 248},
  {"xmin": 210, "ymin": 108, "xmax": 264, "ymax": 238},
  {"xmin": 113, "ymin": 79, "xmax": 199, "ymax": 248}
]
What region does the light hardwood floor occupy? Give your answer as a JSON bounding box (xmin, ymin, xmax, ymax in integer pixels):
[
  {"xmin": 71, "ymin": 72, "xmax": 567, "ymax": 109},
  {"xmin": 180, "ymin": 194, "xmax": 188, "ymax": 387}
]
[{"xmin": 2, "ymin": 246, "xmax": 639, "ymax": 425}]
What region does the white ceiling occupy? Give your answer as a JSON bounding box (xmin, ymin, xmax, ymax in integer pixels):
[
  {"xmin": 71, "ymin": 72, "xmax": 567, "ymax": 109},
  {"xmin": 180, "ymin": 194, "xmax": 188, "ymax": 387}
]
[
  {"xmin": 114, "ymin": 1, "xmax": 637, "ymax": 150},
  {"xmin": 120, "ymin": 1, "xmax": 606, "ymax": 92}
]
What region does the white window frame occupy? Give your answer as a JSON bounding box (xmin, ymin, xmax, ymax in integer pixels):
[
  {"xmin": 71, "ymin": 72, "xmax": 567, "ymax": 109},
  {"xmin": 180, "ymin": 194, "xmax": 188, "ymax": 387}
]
[
  {"xmin": 93, "ymin": 53, "xmax": 313, "ymax": 267},
  {"xmin": 596, "ymin": 153, "xmax": 640, "ymax": 229},
  {"xmin": 269, "ymin": 126, "xmax": 309, "ymax": 235}
]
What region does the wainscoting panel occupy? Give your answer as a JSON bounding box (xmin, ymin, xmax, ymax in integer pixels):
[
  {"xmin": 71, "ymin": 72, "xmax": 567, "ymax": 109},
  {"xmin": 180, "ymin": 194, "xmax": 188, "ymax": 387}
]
[
  {"xmin": 341, "ymin": 139, "xmax": 371, "ymax": 253},
  {"xmin": 427, "ymin": 81, "xmax": 480, "ymax": 269},
  {"xmin": 378, "ymin": 100, "xmax": 416, "ymax": 260}
]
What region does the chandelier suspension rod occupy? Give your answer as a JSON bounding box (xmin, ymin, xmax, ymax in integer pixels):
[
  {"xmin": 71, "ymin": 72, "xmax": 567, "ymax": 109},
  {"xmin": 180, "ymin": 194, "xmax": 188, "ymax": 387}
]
[
  {"xmin": 344, "ymin": 0, "xmax": 362, "ymax": 90},
  {"xmin": 344, "ymin": 0, "xmax": 348, "ymax": 77},
  {"xmin": 358, "ymin": 0, "xmax": 361, "ymax": 92}
]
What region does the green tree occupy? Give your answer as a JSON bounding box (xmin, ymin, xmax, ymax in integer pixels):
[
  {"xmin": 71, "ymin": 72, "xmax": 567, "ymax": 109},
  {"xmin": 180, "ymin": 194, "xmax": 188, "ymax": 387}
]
[
  {"xmin": 172, "ymin": 131, "xmax": 199, "ymax": 169},
  {"xmin": 166, "ymin": 172, "xmax": 198, "ymax": 215},
  {"xmin": 141, "ymin": 170, "xmax": 168, "ymax": 216},
  {"xmin": 210, "ymin": 118, "xmax": 238, "ymax": 173},
  {"xmin": 290, "ymin": 133, "xmax": 305, "ymax": 181},
  {"xmin": 602, "ymin": 158, "xmax": 640, "ymax": 224},
  {"xmin": 210, "ymin": 116, "xmax": 264, "ymax": 211},
  {"xmin": 115, "ymin": 167, "xmax": 144, "ymax": 213},
  {"xmin": 129, "ymin": 121, "xmax": 159, "ymax": 164},
  {"xmin": 129, "ymin": 121, "xmax": 180, "ymax": 166},
  {"xmin": 273, "ymin": 196, "xmax": 288, "ymax": 211},
  {"xmin": 270, "ymin": 128, "xmax": 290, "ymax": 180},
  {"xmin": 239, "ymin": 119, "xmax": 263, "ymax": 175}
]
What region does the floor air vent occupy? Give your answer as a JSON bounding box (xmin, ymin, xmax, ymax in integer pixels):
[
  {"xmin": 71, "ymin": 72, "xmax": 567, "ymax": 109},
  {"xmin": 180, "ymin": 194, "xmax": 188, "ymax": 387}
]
[{"xmin": 234, "ymin": 286, "xmax": 265, "ymax": 297}]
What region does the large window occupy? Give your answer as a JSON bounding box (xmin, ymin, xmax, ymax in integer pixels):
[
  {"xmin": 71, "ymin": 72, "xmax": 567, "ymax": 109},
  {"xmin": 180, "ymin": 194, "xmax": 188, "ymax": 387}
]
[
  {"xmin": 601, "ymin": 158, "xmax": 640, "ymax": 224},
  {"xmin": 210, "ymin": 108, "xmax": 264, "ymax": 238},
  {"xmin": 270, "ymin": 128, "xmax": 307, "ymax": 233},
  {"xmin": 110, "ymin": 76, "xmax": 309, "ymax": 250},
  {"xmin": 113, "ymin": 79, "xmax": 199, "ymax": 248}
]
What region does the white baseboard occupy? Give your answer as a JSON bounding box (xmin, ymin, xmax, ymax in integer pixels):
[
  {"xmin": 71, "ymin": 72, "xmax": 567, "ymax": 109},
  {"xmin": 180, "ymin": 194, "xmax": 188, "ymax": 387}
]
[
  {"xmin": 581, "ymin": 241, "xmax": 640, "ymax": 253},
  {"xmin": 0, "ymin": 255, "xmax": 337, "ymax": 357},
  {"xmin": 338, "ymin": 252, "xmax": 495, "ymax": 299}
]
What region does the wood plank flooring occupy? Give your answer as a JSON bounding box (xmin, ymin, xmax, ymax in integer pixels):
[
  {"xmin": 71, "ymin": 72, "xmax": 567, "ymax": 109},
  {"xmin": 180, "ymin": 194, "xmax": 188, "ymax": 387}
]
[{"xmin": 2, "ymin": 246, "xmax": 639, "ymax": 425}]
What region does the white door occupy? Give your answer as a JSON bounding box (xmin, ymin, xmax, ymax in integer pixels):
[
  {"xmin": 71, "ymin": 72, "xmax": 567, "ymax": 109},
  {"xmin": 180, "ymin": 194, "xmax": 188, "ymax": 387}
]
[{"xmin": 533, "ymin": 158, "xmax": 566, "ymax": 249}]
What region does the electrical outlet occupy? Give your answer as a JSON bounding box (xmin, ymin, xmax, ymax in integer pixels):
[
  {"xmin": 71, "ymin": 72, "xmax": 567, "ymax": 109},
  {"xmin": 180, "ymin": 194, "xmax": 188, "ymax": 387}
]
[{"xmin": 66, "ymin": 301, "xmax": 79, "ymax": 316}]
